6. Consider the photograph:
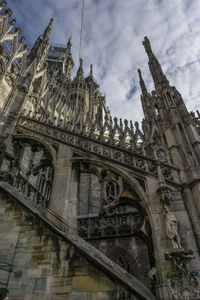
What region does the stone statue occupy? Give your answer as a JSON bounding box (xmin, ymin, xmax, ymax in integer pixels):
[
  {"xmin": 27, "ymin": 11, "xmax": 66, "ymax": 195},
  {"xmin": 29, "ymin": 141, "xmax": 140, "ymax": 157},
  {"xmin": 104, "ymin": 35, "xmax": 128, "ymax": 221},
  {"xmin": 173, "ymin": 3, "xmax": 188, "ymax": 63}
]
[{"xmin": 163, "ymin": 205, "xmax": 182, "ymax": 249}]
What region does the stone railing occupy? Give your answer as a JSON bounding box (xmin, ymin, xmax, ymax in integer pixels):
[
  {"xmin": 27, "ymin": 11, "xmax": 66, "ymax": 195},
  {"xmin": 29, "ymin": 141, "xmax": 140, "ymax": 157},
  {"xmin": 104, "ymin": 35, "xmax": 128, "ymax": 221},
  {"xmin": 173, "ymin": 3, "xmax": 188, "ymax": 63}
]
[
  {"xmin": 12, "ymin": 173, "xmax": 49, "ymax": 211},
  {"xmin": 18, "ymin": 116, "xmax": 180, "ymax": 183}
]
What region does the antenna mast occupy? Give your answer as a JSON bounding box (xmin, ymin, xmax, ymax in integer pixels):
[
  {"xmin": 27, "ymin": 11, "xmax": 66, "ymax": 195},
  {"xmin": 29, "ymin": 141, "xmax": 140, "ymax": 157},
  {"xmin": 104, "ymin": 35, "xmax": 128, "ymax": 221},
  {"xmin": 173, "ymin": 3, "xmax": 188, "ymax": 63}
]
[{"xmin": 79, "ymin": 0, "xmax": 85, "ymax": 59}]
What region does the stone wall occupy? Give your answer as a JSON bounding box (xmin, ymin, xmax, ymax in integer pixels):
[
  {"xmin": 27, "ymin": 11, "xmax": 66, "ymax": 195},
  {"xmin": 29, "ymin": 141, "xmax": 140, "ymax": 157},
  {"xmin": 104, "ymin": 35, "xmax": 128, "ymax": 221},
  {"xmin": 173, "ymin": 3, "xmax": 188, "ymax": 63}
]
[{"xmin": 0, "ymin": 190, "xmax": 143, "ymax": 300}]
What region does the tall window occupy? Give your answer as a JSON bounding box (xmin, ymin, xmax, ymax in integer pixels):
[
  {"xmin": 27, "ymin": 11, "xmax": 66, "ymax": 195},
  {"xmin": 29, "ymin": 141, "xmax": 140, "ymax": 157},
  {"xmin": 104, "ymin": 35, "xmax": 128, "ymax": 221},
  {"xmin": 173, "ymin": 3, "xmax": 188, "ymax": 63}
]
[{"xmin": 105, "ymin": 181, "xmax": 120, "ymax": 203}]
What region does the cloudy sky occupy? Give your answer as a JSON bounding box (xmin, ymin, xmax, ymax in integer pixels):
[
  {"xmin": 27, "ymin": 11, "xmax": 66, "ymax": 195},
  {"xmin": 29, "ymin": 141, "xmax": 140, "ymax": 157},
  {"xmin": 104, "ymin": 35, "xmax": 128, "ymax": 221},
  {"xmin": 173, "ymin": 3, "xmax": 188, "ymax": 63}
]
[{"xmin": 6, "ymin": 0, "xmax": 200, "ymax": 123}]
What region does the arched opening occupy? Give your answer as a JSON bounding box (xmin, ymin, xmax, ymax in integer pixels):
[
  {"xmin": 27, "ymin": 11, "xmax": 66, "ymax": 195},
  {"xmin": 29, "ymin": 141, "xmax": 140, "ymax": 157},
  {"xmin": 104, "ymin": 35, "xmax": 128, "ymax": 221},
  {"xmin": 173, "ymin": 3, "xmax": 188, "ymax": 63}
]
[{"xmin": 10, "ymin": 136, "xmax": 54, "ymax": 211}]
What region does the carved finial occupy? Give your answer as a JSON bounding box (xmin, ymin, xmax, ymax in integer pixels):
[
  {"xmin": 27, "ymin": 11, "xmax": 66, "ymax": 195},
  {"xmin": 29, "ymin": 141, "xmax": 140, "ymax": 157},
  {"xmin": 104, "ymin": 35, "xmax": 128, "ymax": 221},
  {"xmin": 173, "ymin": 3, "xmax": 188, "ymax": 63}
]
[
  {"xmin": 135, "ymin": 121, "xmax": 139, "ymax": 129},
  {"xmin": 120, "ymin": 118, "xmax": 123, "ymax": 129},
  {"xmin": 114, "ymin": 117, "xmax": 118, "ymax": 125},
  {"xmin": 143, "ymin": 36, "xmax": 152, "ymax": 56},
  {"xmin": 10, "ymin": 19, "xmax": 16, "ymax": 26},
  {"xmin": 90, "ymin": 64, "xmax": 93, "ymax": 78},
  {"xmin": 124, "ymin": 119, "xmax": 128, "ymax": 127},
  {"xmin": 5, "ymin": 8, "xmax": 12, "ymax": 17},
  {"xmin": 130, "ymin": 120, "xmax": 134, "ymax": 131},
  {"xmin": 0, "ymin": 1, "xmax": 7, "ymax": 10},
  {"xmin": 44, "ymin": 18, "xmax": 54, "ymax": 38},
  {"xmin": 15, "ymin": 27, "xmax": 21, "ymax": 34}
]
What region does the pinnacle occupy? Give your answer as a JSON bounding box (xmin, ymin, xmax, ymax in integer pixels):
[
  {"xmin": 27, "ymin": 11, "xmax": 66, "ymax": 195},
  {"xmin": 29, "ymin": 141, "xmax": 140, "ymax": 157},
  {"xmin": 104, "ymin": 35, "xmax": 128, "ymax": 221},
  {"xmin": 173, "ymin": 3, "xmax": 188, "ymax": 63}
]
[
  {"xmin": 43, "ymin": 18, "xmax": 54, "ymax": 40},
  {"xmin": 90, "ymin": 64, "xmax": 93, "ymax": 78},
  {"xmin": 143, "ymin": 36, "xmax": 153, "ymax": 57},
  {"xmin": 138, "ymin": 68, "xmax": 147, "ymax": 95},
  {"xmin": 142, "ymin": 36, "xmax": 169, "ymax": 89}
]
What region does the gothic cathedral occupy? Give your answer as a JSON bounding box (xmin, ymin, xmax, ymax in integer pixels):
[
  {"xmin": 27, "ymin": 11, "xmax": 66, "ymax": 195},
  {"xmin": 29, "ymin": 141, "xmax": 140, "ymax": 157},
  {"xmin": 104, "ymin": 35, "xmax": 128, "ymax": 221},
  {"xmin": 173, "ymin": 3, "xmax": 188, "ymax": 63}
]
[{"xmin": 0, "ymin": 2, "xmax": 200, "ymax": 300}]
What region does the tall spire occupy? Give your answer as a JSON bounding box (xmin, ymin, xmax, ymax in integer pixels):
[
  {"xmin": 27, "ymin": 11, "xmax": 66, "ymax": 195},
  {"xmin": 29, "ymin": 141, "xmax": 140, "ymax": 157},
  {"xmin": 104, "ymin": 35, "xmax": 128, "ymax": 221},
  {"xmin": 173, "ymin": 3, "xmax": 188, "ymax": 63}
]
[
  {"xmin": 138, "ymin": 68, "xmax": 147, "ymax": 95},
  {"xmin": 143, "ymin": 36, "xmax": 169, "ymax": 89},
  {"xmin": 64, "ymin": 37, "xmax": 74, "ymax": 80},
  {"xmin": 74, "ymin": 58, "xmax": 84, "ymax": 83},
  {"xmin": 28, "ymin": 18, "xmax": 54, "ymax": 71},
  {"xmin": 138, "ymin": 68, "xmax": 156, "ymax": 122}
]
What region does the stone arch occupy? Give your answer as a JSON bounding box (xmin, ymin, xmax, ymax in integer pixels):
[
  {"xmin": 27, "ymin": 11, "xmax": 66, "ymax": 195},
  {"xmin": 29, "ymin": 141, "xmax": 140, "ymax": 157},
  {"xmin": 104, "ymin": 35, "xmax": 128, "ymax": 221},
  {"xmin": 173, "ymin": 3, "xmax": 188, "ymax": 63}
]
[
  {"xmin": 14, "ymin": 133, "xmax": 57, "ymax": 167},
  {"xmin": 72, "ymin": 157, "xmax": 151, "ymax": 216},
  {"xmin": 73, "ymin": 157, "xmax": 158, "ymax": 280},
  {"xmin": 12, "ymin": 133, "xmax": 56, "ymax": 210}
]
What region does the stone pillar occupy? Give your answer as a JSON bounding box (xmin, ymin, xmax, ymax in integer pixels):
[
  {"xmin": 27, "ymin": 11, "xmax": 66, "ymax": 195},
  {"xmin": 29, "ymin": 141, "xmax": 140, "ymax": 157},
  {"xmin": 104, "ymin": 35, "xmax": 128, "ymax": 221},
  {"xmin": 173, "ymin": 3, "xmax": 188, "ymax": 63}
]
[{"xmin": 46, "ymin": 144, "xmax": 79, "ymax": 231}]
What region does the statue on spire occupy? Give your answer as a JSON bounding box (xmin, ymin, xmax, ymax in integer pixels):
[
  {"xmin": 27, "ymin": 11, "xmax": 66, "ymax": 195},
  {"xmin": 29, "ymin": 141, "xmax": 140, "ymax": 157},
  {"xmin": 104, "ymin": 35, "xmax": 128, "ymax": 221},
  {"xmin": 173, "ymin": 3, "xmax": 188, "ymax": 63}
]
[
  {"xmin": 74, "ymin": 58, "xmax": 84, "ymax": 83},
  {"xmin": 66, "ymin": 37, "xmax": 72, "ymax": 55},
  {"xmin": 64, "ymin": 36, "xmax": 74, "ymax": 80},
  {"xmin": 143, "ymin": 36, "xmax": 153, "ymax": 56}
]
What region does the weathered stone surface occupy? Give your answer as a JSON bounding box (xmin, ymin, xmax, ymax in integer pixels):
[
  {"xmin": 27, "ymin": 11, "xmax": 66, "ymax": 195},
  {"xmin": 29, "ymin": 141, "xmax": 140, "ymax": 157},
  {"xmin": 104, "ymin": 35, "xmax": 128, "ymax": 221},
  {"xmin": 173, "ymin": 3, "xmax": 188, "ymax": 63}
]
[
  {"xmin": 0, "ymin": 3, "xmax": 200, "ymax": 299},
  {"xmin": 0, "ymin": 184, "xmax": 155, "ymax": 300}
]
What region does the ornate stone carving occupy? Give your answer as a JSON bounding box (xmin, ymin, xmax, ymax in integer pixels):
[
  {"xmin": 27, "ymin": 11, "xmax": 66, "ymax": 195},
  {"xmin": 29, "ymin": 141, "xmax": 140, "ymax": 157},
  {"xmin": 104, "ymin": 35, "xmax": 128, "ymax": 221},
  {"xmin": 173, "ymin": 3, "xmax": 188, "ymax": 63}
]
[
  {"xmin": 157, "ymin": 185, "xmax": 174, "ymax": 206},
  {"xmin": 166, "ymin": 271, "xmax": 200, "ymax": 300},
  {"xmin": 17, "ymin": 116, "xmax": 177, "ymax": 183}
]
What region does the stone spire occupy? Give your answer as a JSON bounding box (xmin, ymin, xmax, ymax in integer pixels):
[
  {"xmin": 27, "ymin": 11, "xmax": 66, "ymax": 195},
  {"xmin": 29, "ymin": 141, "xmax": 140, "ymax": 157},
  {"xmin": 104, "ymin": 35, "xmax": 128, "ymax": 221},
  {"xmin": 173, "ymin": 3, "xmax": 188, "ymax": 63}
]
[
  {"xmin": 64, "ymin": 37, "xmax": 74, "ymax": 80},
  {"xmin": 90, "ymin": 64, "xmax": 93, "ymax": 78},
  {"xmin": 28, "ymin": 18, "xmax": 54, "ymax": 71},
  {"xmin": 143, "ymin": 36, "xmax": 169, "ymax": 89},
  {"xmin": 66, "ymin": 37, "xmax": 72, "ymax": 56},
  {"xmin": 138, "ymin": 68, "xmax": 147, "ymax": 95},
  {"xmin": 74, "ymin": 58, "xmax": 84, "ymax": 83},
  {"xmin": 138, "ymin": 68, "xmax": 156, "ymax": 123}
]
